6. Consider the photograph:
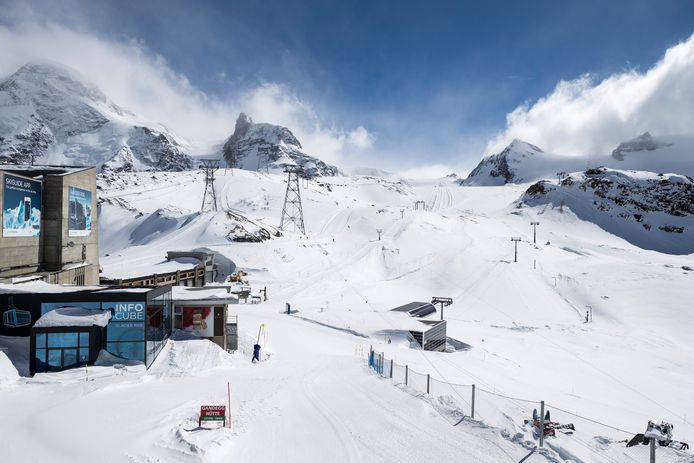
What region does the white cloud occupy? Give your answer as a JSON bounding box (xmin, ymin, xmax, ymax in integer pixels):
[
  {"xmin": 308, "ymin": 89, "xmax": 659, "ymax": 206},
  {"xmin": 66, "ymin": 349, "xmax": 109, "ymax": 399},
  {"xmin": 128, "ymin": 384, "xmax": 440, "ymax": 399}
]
[
  {"xmin": 0, "ymin": 20, "xmax": 372, "ymax": 164},
  {"xmin": 487, "ymin": 33, "xmax": 694, "ymax": 156},
  {"xmin": 347, "ymin": 126, "xmax": 375, "ymax": 149}
]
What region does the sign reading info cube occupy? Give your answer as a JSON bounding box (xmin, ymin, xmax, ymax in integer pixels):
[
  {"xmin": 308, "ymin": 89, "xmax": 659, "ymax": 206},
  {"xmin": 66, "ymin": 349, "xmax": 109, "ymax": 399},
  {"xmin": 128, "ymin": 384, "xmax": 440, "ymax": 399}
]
[{"xmin": 199, "ymin": 405, "xmax": 226, "ymax": 427}]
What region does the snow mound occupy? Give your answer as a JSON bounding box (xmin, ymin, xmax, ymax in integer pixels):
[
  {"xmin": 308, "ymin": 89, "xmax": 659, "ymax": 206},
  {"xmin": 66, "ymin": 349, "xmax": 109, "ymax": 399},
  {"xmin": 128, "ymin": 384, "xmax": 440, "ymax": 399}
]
[
  {"xmin": 150, "ymin": 339, "xmax": 234, "ymax": 377},
  {"xmin": 0, "ymin": 351, "xmax": 19, "ymax": 384},
  {"xmin": 94, "ymin": 349, "xmax": 145, "ymax": 368},
  {"xmin": 34, "ymin": 307, "xmax": 111, "ymax": 328}
]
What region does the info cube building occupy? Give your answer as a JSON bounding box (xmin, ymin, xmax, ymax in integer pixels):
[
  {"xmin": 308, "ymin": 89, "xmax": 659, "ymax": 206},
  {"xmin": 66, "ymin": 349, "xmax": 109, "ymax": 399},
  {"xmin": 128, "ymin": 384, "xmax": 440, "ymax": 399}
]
[
  {"xmin": 0, "ymin": 283, "xmax": 172, "ymax": 374},
  {"xmin": 0, "ymin": 165, "xmax": 99, "ymax": 285}
]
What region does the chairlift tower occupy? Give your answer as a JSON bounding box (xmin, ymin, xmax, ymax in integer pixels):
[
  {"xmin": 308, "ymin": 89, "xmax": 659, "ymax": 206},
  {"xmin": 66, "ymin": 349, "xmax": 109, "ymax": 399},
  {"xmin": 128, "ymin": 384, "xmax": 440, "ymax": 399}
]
[
  {"xmin": 200, "ymin": 159, "xmax": 220, "ymax": 212},
  {"xmin": 279, "ymin": 168, "xmax": 305, "ymax": 234}
]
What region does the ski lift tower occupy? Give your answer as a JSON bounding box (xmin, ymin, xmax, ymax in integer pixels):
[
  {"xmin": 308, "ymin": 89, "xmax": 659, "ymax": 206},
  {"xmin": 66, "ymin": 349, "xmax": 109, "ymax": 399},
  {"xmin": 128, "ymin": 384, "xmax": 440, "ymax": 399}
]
[
  {"xmin": 279, "ymin": 167, "xmax": 305, "ymax": 234},
  {"xmin": 200, "ymin": 159, "xmax": 220, "ymax": 212}
]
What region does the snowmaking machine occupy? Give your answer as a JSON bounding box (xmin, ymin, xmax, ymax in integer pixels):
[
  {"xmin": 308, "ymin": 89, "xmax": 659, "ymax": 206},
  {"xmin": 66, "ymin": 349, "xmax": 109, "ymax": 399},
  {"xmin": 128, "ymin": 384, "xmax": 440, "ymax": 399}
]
[{"xmin": 626, "ymin": 420, "xmax": 689, "ymax": 451}]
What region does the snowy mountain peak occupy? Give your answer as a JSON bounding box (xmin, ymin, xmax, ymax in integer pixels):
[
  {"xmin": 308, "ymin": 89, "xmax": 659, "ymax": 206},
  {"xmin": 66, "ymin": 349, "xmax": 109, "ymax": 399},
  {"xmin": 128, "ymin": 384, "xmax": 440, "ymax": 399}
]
[
  {"xmin": 235, "ymin": 112, "xmax": 253, "ymax": 133},
  {"xmin": 222, "ymin": 112, "xmax": 336, "ymax": 177},
  {"xmin": 0, "ymin": 62, "xmax": 192, "ymax": 171},
  {"xmin": 462, "ymin": 139, "xmax": 552, "ymax": 185},
  {"xmin": 507, "ymin": 138, "xmax": 543, "ymax": 154}
]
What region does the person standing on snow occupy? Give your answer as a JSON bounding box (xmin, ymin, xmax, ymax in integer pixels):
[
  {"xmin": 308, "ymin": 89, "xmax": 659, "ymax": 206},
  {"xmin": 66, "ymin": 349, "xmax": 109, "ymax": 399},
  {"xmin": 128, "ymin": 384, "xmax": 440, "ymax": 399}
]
[{"xmin": 252, "ymin": 344, "xmax": 261, "ymax": 363}]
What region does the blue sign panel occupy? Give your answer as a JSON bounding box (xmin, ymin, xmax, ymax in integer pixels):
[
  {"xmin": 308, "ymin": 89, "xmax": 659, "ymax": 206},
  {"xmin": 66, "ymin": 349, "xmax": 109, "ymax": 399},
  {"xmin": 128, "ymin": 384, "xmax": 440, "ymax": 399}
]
[
  {"xmin": 2, "ymin": 174, "xmax": 42, "ymax": 237},
  {"xmin": 68, "ymin": 186, "xmax": 93, "ymax": 237},
  {"xmin": 102, "ymin": 301, "xmax": 146, "ymax": 322}
]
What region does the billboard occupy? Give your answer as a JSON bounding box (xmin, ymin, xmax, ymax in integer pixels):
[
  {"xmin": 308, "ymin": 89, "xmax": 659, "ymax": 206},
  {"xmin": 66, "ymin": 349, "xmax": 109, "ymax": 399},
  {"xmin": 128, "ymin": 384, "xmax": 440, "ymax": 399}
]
[
  {"xmin": 181, "ymin": 307, "xmax": 214, "ymax": 337},
  {"xmin": 68, "ymin": 186, "xmax": 92, "ymax": 237},
  {"xmin": 2, "ymin": 174, "xmax": 42, "ymax": 237}
]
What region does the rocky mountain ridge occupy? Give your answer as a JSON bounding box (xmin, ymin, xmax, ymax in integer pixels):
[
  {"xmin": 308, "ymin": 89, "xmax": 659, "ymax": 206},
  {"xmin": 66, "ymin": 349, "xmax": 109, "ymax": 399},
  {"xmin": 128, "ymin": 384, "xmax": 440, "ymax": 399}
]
[
  {"xmin": 222, "ymin": 112, "xmax": 338, "ymax": 178},
  {"xmin": 518, "ymin": 167, "xmax": 694, "ymax": 254}
]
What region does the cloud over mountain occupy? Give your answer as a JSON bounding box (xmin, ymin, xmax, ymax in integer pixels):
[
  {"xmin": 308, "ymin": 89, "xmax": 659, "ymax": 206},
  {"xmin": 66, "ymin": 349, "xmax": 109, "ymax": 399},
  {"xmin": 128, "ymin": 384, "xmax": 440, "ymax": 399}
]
[
  {"xmin": 487, "ymin": 33, "xmax": 694, "ymax": 157},
  {"xmin": 0, "ymin": 19, "xmax": 373, "ymax": 165}
]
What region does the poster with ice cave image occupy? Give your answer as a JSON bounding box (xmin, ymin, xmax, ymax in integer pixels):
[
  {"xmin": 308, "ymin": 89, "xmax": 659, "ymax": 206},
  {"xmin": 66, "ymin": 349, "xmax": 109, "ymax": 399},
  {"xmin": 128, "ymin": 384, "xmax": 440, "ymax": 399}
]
[
  {"xmin": 68, "ymin": 186, "xmax": 92, "ymax": 237},
  {"xmin": 2, "ymin": 174, "xmax": 42, "ymax": 237},
  {"xmin": 181, "ymin": 307, "xmax": 214, "ymax": 337}
]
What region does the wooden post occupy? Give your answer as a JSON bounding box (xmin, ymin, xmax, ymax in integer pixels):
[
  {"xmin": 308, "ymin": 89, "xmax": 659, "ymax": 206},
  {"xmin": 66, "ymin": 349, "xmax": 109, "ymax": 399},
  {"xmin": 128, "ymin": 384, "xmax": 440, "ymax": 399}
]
[
  {"xmin": 389, "ymin": 359, "xmax": 393, "ymax": 379},
  {"xmin": 539, "ymin": 400, "xmax": 545, "ymax": 447},
  {"xmin": 650, "ymin": 438, "xmax": 656, "ymax": 463},
  {"xmin": 405, "ymin": 365, "xmax": 408, "ymax": 385},
  {"xmin": 471, "ymin": 384, "xmax": 476, "ymax": 419},
  {"xmin": 426, "ymin": 374, "xmax": 430, "ymax": 394}
]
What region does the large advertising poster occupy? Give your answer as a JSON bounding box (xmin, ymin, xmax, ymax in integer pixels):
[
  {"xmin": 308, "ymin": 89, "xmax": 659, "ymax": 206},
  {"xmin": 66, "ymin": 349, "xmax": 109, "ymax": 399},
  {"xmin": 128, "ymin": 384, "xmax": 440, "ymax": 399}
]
[
  {"xmin": 2, "ymin": 174, "xmax": 42, "ymax": 237},
  {"xmin": 68, "ymin": 186, "xmax": 92, "ymax": 237},
  {"xmin": 181, "ymin": 307, "xmax": 214, "ymax": 337}
]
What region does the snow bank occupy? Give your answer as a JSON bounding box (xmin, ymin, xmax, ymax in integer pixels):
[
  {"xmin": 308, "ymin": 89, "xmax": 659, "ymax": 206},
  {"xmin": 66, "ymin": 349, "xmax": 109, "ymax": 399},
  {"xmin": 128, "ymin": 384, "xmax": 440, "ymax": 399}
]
[
  {"xmin": 33, "ymin": 307, "xmax": 111, "ymax": 328},
  {"xmin": 0, "ymin": 351, "xmax": 19, "ymax": 384},
  {"xmin": 150, "ymin": 339, "xmax": 234, "ymax": 376},
  {"xmin": 94, "ymin": 349, "xmax": 145, "ymax": 368}
]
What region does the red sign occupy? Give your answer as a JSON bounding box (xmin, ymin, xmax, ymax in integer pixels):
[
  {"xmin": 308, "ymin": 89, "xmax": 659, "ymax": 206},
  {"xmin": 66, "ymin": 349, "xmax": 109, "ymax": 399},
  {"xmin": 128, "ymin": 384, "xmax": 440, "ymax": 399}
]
[{"xmin": 199, "ymin": 405, "xmax": 226, "ymax": 426}]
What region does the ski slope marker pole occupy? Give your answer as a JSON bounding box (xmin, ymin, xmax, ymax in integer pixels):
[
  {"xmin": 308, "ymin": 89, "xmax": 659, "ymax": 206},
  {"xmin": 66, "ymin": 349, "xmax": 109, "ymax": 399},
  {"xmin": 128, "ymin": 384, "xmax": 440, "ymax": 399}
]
[
  {"xmin": 539, "ymin": 400, "xmax": 545, "ymax": 447},
  {"xmin": 227, "ymin": 382, "xmax": 232, "ymax": 430}
]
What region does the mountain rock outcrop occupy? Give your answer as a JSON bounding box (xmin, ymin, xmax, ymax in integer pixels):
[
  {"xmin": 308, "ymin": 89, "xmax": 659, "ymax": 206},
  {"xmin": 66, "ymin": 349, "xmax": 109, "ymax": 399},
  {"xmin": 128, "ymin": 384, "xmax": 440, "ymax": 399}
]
[
  {"xmin": 222, "ymin": 113, "xmax": 338, "ymax": 178},
  {"xmin": 518, "ymin": 167, "xmax": 694, "ymax": 254}
]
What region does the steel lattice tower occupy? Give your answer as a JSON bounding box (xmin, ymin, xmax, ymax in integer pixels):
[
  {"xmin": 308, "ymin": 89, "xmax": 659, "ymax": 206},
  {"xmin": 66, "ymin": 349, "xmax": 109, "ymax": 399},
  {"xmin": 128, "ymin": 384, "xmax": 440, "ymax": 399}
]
[
  {"xmin": 200, "ymin": 159, "xmax": 220, "ymax": 212},
  {"xmin": 279, "ymin": 168, "xmax": 305, "ymax": 234}
]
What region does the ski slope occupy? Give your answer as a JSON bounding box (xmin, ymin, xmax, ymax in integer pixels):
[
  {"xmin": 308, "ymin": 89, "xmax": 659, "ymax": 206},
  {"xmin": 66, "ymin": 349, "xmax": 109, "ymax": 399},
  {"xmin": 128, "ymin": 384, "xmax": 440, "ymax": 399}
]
[{"xmin": 1, "ymin": 168, "xmax": 693, "ymax": 462}]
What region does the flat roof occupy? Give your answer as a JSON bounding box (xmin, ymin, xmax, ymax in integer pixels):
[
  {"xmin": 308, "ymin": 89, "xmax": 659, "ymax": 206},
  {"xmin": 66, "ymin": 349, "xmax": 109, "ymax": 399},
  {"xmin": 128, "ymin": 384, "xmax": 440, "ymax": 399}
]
[
  {"xmin": 171, "ymin": 286, "xmax": 239, "ymax": 304},
  {"xmin": 391, "ymin": 301, "xmax": 436, "ymax": 318},
  {"xmin": 0, "ymin": 281, "xmax": 157, "ymax": 295},
  {"xmin": 100, "ymin": 258, "xmax": 198, "ymax": 280},
  {"xmin": 0, "ymin": 165, "xmax": 93, "ymax": 177}
]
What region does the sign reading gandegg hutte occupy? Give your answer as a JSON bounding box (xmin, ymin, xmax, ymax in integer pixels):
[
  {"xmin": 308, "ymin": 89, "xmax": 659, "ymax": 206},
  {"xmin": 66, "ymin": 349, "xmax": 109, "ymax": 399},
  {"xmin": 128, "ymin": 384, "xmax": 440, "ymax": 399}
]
[
  {"xmin": 199, "ymin": 405, "xmax": 226, "ymax": 427},
  {"xmin": 2, "ymin": 173, "xmax": 42, "ymax": 237},
  {"xmin": 68, "ymin": 186, "xmax": 92, "ymax": 237}
]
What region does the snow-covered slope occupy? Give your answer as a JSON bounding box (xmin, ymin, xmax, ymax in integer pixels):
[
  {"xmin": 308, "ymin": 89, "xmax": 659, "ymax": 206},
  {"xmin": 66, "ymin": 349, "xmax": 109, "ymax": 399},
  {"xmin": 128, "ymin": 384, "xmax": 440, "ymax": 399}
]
[
  {"xmin": 222, "ymin": 112, "xmax": 338, "ymax": 177},
  {"xmin": 518, "ymin": 167, "xmax": 694, "ymax": 254},
  {"xmin": 3, "ymin": 169, "xmax": 694, "ymax": 461},
  {"xmin": 0, "ymin": 62, "xmax": 193, "ymax": 171},
  {"xmin": 462, "ymin": 139, "xmax": 589, "ymax": 186}
]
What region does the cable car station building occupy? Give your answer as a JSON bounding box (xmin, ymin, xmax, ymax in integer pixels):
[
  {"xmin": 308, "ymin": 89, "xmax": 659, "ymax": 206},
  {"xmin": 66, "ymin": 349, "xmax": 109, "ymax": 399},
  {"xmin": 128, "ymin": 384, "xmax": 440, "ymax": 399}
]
[{"xmin": 0, "ymin": 165, "xmax": 99, "ymax": 285}]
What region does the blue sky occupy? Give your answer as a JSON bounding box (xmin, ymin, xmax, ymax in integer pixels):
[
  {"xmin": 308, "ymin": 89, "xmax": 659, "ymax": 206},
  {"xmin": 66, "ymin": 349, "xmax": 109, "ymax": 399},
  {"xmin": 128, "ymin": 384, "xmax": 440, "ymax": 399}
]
[{"xmin": 2, "ymin": 0, "xmax": 694, "ymax": 172}]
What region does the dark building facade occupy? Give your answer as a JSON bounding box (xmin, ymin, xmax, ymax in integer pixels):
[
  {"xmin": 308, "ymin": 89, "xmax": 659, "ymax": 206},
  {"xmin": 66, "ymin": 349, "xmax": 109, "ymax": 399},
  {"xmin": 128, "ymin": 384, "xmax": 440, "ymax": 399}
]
[{"xmin": 0, "ymin": 284, "xmax": 172, "ymax": 374}]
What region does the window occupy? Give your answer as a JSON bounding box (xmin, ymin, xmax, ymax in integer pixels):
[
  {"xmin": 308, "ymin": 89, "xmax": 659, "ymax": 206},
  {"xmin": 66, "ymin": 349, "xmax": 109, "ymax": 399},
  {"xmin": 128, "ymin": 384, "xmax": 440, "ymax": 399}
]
[
  {"xmin": 47, "ymin": 332, "xmax": 78, "ymax": 348},
  {"xmin": 33, "ymin": 329, "xmax": 91, "ymax": 374}
]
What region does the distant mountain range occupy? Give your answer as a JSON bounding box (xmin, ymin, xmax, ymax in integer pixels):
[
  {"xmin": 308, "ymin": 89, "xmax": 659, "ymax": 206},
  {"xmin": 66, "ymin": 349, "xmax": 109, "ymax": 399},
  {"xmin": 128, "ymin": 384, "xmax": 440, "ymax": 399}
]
[
  {"xmin": 463, "ymin": 133, "xmax": 694, "ymax": 186},
  {"xmin": 0, "ymin": 62, "xmax": 337, "ymax": 176}
]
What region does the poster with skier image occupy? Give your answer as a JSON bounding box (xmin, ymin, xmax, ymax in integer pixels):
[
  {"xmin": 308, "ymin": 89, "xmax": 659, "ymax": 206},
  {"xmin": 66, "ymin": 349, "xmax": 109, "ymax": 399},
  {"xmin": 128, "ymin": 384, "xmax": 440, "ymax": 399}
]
[
  {"xmin": 68, "ymin": 186, "xmax": 92, "ymax": 237},
  {"xmin": 2, "ymin": 173, "xmax": 42, "ymax": 237}
]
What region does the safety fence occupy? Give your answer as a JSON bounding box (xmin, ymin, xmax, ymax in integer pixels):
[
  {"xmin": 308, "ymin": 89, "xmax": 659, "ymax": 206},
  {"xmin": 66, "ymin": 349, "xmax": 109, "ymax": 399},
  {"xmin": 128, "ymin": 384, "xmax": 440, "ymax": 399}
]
[{"xmin": 367, "ymin": 348, "xmax": 692, "ymax": 463}]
